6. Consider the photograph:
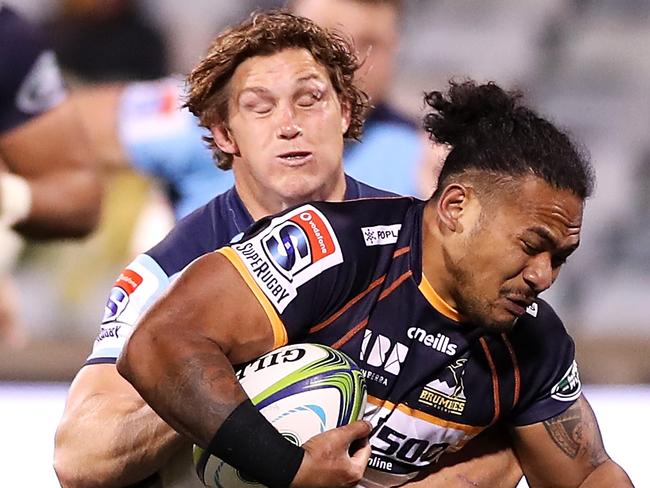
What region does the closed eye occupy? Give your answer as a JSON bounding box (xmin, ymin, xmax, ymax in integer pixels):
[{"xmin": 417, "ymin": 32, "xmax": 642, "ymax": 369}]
[{"xmin": 296, "ymin": 91, "xmax": 322, "ymax": 108}]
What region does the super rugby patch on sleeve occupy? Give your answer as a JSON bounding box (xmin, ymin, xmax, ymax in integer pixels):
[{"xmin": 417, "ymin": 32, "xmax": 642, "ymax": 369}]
[
  {"xmin": 230, "ymin": 205, "xmax": 343, "ymax": 313},
  {"xmin": 101, "ymin": 254, "xmax": 168, "ymax": 324}
]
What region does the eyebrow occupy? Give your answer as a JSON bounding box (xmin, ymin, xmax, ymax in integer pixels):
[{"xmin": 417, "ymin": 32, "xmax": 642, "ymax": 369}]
[
  {"xmin": 528, "ymin": 226, "xmax": 580, "ymax": 253},
  {"xmin": 237, "ymin": 74, "xmax": 326, "ymax": 102},
  {"xmin": 295, "ymin": 73, "xmax": 326, "ymax": 85}
]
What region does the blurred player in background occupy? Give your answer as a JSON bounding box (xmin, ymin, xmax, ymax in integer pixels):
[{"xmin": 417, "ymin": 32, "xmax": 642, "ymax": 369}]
[
  {"xmin": 55, "ymin": 12, "xmax": 520, "ymax": 488},
  {"xmin": 0, "ymin": 5, "xmax": 102, "ymax": 344}
]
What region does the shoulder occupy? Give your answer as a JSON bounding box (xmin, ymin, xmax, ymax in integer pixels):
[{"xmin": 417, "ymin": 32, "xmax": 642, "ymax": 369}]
[
  {"xmin": 235, "ymin": 198, "xmax": 416, "ymax": 272},
  {"xmin": 147, "ymin": 188, "xmax": 246, "ymax": 275},
  {"xmin": 344, "ymin": 174, "xmax": 399, "ymax": 198},
  {"xmin": 508, "ymin": 299, "xmax": 572, "ymax": 357}
]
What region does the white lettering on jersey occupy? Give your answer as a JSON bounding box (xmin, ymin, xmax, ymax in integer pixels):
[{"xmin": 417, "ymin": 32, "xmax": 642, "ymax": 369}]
[
  {"xmin": 360, "ymin": 398, "xmax": 483, "ymax": 487},
  {"xmin": 361, "ymin": 224, "xmax": 402, "ymax": 246},
  {"xmin": 360, "ymin": 329, "xmax": 410, "ymax": 376},
  {"xmin": 232, "ymin": 205, "xmax": 343, "ymax": 313},
  {"xmin": 407, "ymin": 327, "xmax": 458, "ymax": 356}
]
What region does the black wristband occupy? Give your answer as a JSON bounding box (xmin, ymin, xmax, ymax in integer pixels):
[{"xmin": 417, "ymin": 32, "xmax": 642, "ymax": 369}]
[{"xmin": 201, "ymin": 399, "xmax": 305, "ymax": 488}]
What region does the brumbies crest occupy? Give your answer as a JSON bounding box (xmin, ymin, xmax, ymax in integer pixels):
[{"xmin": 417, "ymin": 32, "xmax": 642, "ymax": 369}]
[{"xmin": 232, "ymin": 205, "xmax": 343, "ymax": 312}]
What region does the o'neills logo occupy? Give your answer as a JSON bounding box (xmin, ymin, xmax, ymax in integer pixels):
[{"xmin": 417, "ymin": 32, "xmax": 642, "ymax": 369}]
[
  {"xmin": 407, "ymin": 327, "xmax": 457, "ymax": 356},
  {"xmin": 236, "ymin": 241, "xmax": 293, "ymax": 307}
]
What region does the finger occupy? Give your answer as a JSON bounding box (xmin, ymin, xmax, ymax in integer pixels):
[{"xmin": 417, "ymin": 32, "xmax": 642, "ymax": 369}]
[
  {"xmin": 349, "ymin": 441, "xmax": 372, "ymax": 470},
  {"xmin": 340, "ymin": 420, "xmax": 373, "ymax": 441}
]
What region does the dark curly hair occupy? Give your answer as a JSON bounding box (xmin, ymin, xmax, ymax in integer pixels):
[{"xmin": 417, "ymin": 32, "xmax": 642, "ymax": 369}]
[
  {"xmin": 424, "ymin": 80, "xmax": 595, "ymax": 200},
  {"xmin": 185, "ymin": 10, "xmax": 368, "ymax": 170}
]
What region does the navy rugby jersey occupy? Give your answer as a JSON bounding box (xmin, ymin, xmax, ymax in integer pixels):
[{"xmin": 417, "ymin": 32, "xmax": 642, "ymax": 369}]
[
  {"xmin": 0, "ymin": 6, "xmax": 66, "ymax": 133},
  {"xmin": 87, "ymin": 176, "xmax": 395, "ymax": 364},
  {"xmin": 219, "ymin": 197, "xmax": 582, "ymax": 488}
]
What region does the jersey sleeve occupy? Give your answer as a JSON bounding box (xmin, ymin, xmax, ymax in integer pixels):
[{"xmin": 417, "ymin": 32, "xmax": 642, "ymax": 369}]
[
  {"xmin": 0, "ymin": 7, "xmax": 66, "ymax": 133},
  {"xmin": 218, "ymin": 201, "xmax": 397, "ymax": 349},
  {"xmin": 86, "ymin": 253, "xmax": 171, "ymax": 365},
  {"xmin": 509, "ymin": 300, "xmax": 582, "ymax": 426}
]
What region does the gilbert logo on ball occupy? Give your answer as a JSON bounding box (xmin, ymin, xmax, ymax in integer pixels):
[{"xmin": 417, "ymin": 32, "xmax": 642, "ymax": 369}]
[{"xmin": 193, "ymin": 343, "xmax": 367, "ymax": 488}]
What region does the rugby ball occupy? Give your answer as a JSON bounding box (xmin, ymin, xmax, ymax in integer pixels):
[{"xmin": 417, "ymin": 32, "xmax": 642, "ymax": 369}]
[{"xmin": 193, "ymin": 343, "xmax": 367, "ymax": 487}]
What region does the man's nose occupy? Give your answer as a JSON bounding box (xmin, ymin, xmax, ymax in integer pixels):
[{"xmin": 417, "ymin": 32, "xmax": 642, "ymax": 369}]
[
  {"xmin": 277, "ymin": 106, "xmax": 302, "ymax": 139},
  {"xmin": 522, "ymin": 253, "xmax": 553, "ymax": 294}
]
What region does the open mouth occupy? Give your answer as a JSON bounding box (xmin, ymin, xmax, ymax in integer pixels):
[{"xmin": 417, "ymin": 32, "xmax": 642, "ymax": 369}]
[{"xmin": 278, "ymin": 151, "xmax": 312, "ymax": 163}]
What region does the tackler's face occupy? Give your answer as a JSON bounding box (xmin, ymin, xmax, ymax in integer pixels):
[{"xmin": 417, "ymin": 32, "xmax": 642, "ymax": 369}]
[
  {"xmin": 446, "ymin": 176, "xmax": 584, "ymax": 332},
  {"xmin": 211, "ymin": 48, "xmax": 350, "ymax": 205}
]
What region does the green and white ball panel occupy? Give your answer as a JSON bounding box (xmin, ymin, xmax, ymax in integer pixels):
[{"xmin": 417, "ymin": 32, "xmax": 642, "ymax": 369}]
[{"xmin": 194, "ymin": 343, "xmax": 367, "ymax": 488}]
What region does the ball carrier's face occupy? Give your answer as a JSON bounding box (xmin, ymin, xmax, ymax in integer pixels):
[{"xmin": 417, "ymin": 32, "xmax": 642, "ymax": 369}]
[{"xmin": 423, "ymin": 174, "xmax": 583, "ymax": 332}]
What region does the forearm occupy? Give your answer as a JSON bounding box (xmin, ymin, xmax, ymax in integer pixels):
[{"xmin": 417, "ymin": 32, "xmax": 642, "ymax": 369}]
[
  {"xmin": 54, "ymin": 391, "xmax": 184, "ymax": 488},
  {"xmin": 577, "ymin": 459, "xmax": 633, "ymax": 487},
  {"xmin": 14, "ymin": 167, "xmax": 102, "ymax": 239},
  {"xmin": 118, "ymin": 327, "xmax": 248, "ymax": 448}
]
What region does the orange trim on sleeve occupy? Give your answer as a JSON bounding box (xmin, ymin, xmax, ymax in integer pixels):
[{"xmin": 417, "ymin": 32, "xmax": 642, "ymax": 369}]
[
  {"xmin": 479, "ymin": 337, "xmax": 501, "ymax": 425},
  {"xmin": 218, "ymin": 247, "xmax": 288, "ymax": 349},
  {"xmin": 418, "ymin": 274, "xmax": 461, "ymax": 322}
]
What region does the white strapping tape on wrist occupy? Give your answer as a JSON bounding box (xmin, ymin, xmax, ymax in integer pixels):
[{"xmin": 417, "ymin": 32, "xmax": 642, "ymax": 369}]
[{"xmin": 0, "ymin": 172, "xmax": 32, "ymax": 227}]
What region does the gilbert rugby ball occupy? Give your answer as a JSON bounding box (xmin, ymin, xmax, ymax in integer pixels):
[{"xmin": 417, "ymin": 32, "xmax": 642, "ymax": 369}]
[{"xmin": 193, "ymin": 343, "xmax": 367, "ymax": 487}]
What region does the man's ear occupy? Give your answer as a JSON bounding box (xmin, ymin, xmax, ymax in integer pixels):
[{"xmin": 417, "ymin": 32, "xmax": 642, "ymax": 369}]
[
  {"xmin": 436, "ymin": 183, "xmax": 474, "ymax": 233},
  {"xmin": 211, "ymin": 124, "xmax": 239, "ymax": 156}
]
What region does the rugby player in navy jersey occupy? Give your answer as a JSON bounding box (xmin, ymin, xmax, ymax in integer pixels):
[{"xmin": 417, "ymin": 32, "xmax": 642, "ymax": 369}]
[{"xmin": 117, "ymin": 77, "xmax": 633, "ymax": 487}]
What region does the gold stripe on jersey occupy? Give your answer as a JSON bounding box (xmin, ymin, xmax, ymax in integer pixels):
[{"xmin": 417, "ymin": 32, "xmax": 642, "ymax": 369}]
[
  {"xmin": 367, "ymin": 395, "xmax": 484, "ymax": 436},
  {"xmin": 418, "ymin": 274, "xmax": 461, "ymax": 322},
  {"xmin": 218, "ymin": 247, "xmax": 288, "ymax": 349}
]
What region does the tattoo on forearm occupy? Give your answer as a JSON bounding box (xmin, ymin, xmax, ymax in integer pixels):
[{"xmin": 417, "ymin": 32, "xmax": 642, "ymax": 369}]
[{"xmin": 543, "ymin": 397, "xmax": 609, "ymax": 466}]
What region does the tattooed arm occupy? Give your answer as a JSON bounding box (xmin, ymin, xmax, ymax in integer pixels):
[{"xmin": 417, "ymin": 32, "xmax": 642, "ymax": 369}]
[{"xmin": 511, "ymin": 394, "xmax": 633, "ymax": 487}]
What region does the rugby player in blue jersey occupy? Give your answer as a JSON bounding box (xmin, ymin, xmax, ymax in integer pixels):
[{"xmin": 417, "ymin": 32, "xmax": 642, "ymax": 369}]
[{"xmin": 116, "ymin": 74, "xmax": 633, "ymax": 488}]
